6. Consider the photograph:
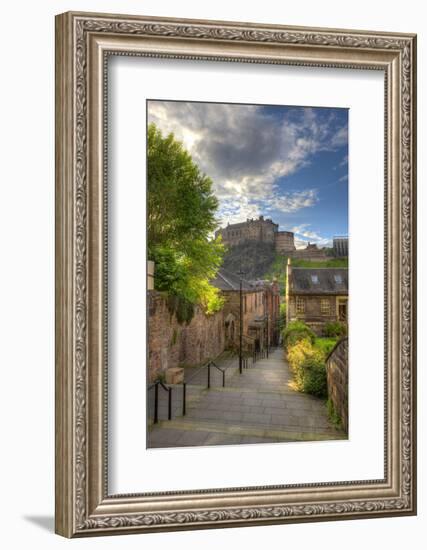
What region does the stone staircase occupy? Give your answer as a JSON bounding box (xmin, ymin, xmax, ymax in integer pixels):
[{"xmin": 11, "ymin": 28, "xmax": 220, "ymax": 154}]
[{"xmin": 148, "ymin": 348, "xmax": 346, "ymax": 448}]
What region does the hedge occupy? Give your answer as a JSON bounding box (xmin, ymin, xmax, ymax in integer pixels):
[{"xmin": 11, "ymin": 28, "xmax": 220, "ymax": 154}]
[
  {"xmin": 284, "ymin": 321, "xmax": 327, "ymax": 398},
  {"xmin": 324, "ymin": 321, "xmax": 347, "ymax": 338},
  {"xmin": 287, "ymin": 338, "xmax": 327, "ymax": 397},
  {"xmin": 283, "ymin": 320, "xmax": 316, "ymax": 348}
]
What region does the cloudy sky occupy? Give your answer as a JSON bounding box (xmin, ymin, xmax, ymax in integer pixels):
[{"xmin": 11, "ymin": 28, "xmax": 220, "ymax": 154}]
[{"xmin": 147, "ymin": 100, "xmax": 348, "ymax": 248}]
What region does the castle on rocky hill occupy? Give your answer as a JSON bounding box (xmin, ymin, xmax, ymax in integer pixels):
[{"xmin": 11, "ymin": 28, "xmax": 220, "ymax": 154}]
[
  {"xmin": 215, "ymin": 215, "xmax": 296, "ymax": 254},
  {"xmin": 215, "ymin": 215, "xmax": 330, "ymax": 260}
]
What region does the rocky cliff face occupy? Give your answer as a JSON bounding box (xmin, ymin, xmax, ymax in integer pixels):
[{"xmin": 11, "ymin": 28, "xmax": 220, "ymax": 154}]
[{"xmin": 221, "ymin": 241, "xmax": 277, "ymax": 280}]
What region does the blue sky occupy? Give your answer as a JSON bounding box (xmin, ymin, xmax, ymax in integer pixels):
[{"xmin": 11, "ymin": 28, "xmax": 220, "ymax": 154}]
[{"xmin": 148, "ymin": 100, "xmax": 348, "ymax": 248}]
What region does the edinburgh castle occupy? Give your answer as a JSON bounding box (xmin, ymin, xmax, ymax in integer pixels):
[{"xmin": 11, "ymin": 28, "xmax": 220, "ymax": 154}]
[
  {"xmin": 215, "ymin": 215, "xmax": 332, "ymax": 261},
  {"xmin": 215, "ymin": 215, "xmax": 296, "ymax": 254}
]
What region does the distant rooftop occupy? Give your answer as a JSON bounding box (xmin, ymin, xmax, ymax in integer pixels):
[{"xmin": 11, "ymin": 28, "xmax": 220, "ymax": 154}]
[
  {"xmin": 289, "ymin": 267, "xmax": 348, "ymax": 295},
  {"xmin": 210, "ymin": 268, "xmax": 260, "ymax": 292}
]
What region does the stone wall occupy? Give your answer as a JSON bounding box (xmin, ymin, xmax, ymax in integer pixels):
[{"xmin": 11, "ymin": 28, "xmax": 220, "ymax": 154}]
[
  {"xmin": 275, "ymin": 231, "xmax": 296, "ymax": 253},
  {"xmin": 326, "ymin": 337, "xmax": 348, "ymax": 432},
  {"xmin": 287, "ymin": 294, "xmax": 340, "ymax": 335},
  {"xmin": 289, "ymin": 244, "xmax": 328, "ymax": 261},
  {"xmin": 148, "ymin": 291, "xmax": 225, "ymax": 382}
]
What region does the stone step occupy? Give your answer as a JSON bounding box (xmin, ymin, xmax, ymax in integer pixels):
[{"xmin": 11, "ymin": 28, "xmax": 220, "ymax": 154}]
[{"xmin": 152, "ymin": 417, "xmax": 346, "ymax": 442}]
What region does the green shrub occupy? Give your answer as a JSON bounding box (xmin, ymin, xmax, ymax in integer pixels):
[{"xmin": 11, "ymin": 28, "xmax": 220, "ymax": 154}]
[
  {"xmin": 171, "ymin": 328, "xmax": 178, "ymax": 346},
  {"xmin": 324, "ymin": 321, "xmax": 347, "ymax": 338},
  {"xmin": 314, "ymin": 337, "xmax": 338, "ymax": 358},
  {"xmin": 298, "ymin": 355, "xmax": 327, "ymax": 397},
  {"xmin": 283, "ymin": 320, "xmax": 316, "ymax": 348},
  {"xmin": 326, "ymin": 398, "xmax": 342, "ymax": 429},
  {"xmin": 287, "ymin": 338, "xmax": 327, "ymax": 398},
  {"xmin": 287, "ymin": 338, "xmax": 314, "ymax": 373},
  {"xmin": 156, "ymin": 371, "xmax": 166, "ymax": 383},
  {"xmin": 167, "ymin": 294, "xmax": 195, "ymax": 324}
]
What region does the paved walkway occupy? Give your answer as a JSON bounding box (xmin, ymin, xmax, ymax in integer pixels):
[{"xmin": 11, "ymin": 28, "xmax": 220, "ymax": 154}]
[{"xmin": 147, "ymin": 348, "xmax": 346, "ymax": 448}]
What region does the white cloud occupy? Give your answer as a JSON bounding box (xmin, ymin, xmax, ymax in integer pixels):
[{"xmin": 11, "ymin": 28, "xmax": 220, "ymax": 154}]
[
  {"xmin": 290, "ymin": 224, "xmax": 332, "ymax": 249},
  {"xmin": 262, "ymin": 189, "xmax": 318, "ymax": 215},
  {"xmin": 330, "ymin": 126, "xmax": 348, "ymax": 148},
  {"xmin": 148, "ymin": 101, "xmax": 347, "ymax": 225}
]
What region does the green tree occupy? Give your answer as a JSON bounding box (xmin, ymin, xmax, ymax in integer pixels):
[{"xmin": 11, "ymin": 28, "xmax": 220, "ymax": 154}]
[{"xmin": 147, "ymin": 123, "xmax": 224, "ymax": 319}]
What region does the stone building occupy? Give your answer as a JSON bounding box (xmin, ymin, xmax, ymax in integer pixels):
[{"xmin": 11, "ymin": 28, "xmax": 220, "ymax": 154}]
[
  {"xmin": 251, "ymin": 279, "xmax": 281, "ymax": 346},
  {"xmin": 333, "ymin": 236, "xmax": 349, "ymax": 257},
  {"xmin": 210, "ymin": 269, "xmax": 267, "ymax": 353},
  {"xmin": 285, "ymin": 260, "xmax": 348, "ymax": 335},
  {"xmin": 291, "ymin": 242, "xmax": 328, "ymax": 261},
  {"xmin": 215, "ymin": 215, "xmax": 296, "ymax": 254},
  {"xmin": 147, "ymin": 265, "xmax": 283, "ymax": 381}
]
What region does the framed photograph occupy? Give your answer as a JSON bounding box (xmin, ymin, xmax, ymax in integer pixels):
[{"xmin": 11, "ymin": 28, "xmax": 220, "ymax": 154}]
[{"xmin": 55, "ymin": 11, "xmax": 417, "ymax": 537}]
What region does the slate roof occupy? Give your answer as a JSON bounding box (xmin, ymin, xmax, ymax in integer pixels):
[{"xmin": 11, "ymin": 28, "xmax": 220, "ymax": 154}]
[
  {"xmin": 211, "ymin": 268, "xmax": 260, "ymax": 292},
  {"xmin": 289, "ymin": 268, "xmax": 348, "ymax": 295}
]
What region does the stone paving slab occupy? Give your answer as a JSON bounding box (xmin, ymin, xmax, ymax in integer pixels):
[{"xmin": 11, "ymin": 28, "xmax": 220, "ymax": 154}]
[
  {"xmin": 148, "ymin": 347, "xmax": 347, "ymax": 448},
  {"xmin": 148, "ymin": 418, "xmax": 345, "ymax": 448}
]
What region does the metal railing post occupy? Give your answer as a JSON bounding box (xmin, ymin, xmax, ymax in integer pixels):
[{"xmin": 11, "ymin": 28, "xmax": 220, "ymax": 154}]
[
  {"xmin": 154, "ymin": 382, "xmax": 159, "ymax": 424},
  {"xmin": 222, "ymin": 369, "xmax": 225, "ymax": 387},
  {"xmin": 207, "ymin": 363, "xmax": 211, "ymax": 389},
  {"xmin": 168, "ymin": 387, "xmax": 172, "ymax": 420},
  {"xmin": 182, "ymin": 383, "xmax": 186, "ymax": 415}
]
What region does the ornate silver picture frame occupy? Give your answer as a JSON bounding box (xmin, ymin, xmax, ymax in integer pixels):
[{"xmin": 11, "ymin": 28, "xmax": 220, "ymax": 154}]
[{"xmin": 55, "ymin": 11, "xmax": 417, "ymax": 537}]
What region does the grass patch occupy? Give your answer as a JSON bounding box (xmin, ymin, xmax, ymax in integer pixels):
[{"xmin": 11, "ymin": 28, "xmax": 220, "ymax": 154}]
[
  {"xmin": 326, "ymin": 398, "xmax": 342, "ymax": 429},
  {"xmin": 292, "ymin": 258, "xmax": 348, "ymax": 268},
  {"xmin": 314, "ymin": 337, "xmax": 338, "ymax": 358}
]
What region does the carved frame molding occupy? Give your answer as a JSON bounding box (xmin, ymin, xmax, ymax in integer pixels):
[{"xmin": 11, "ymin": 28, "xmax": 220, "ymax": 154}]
[{"xmin": 55, "ymin": 11, "xmax": 416, "ymax": 537}]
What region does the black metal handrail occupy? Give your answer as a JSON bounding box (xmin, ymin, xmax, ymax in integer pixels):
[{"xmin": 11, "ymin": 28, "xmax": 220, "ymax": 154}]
[
  {"xmin": 252, "ymin": 347, "xmax": 268, "ymax": 364},
  {"xmin": 182, "ymin": 360, "xmax": 226, "ymax": 416},
  {"xmin": 148, "ymin": 380, "xmax": 172, "ymax": 424}
]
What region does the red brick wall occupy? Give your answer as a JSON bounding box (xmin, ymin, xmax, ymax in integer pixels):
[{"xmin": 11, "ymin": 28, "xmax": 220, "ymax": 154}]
[{"xmin": 148, "ymin": 291, "xmax": 225, "ymax": 382}]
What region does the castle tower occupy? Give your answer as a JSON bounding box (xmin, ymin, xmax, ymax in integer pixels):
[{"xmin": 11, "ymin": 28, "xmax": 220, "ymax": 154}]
[{"xmin": 275, "ymin": 231, "xmax": 296, "ymax": 253}]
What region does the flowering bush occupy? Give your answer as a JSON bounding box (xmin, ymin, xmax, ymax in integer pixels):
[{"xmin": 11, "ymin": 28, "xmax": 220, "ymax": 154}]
[
  {"xmin": 286, "ymin": 336, "xmax": 327, "ymax": 398},
  {"xmin": 283, "ymin": 320, "xmax": 316, "ymax": 348}
]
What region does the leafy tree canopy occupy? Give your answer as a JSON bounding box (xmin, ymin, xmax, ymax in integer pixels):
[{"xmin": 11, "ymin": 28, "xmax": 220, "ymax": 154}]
[{"xmin": 147, "ymin": 123, "xmax": 224, "ymax": 318}]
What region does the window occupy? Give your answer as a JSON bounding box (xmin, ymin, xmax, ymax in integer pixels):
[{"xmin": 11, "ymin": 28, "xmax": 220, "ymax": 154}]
[
  {"xmin": 334, "ymin": 274, "xmax": 343, "ymax": 284},
  {"xmin": 320, "ymin": 299, "xmax": 331, "ymax": 315},
  {"xmin": 296, "ymin": 297, "xmax": 305, "ymax": 314},
  {"xmin": 311, "ymin": 274, "xmax": 319, "ymax": 284}
]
